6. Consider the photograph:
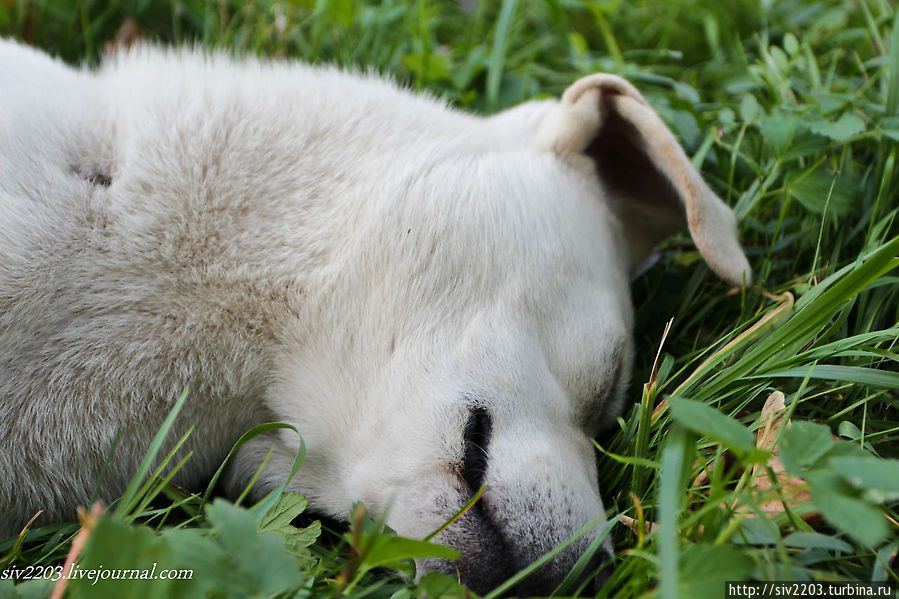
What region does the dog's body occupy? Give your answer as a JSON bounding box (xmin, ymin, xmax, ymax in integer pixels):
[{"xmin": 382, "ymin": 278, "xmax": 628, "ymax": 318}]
[{"xmin": 0, "ymin": 40, "xmax": 749, "ymax": 592}]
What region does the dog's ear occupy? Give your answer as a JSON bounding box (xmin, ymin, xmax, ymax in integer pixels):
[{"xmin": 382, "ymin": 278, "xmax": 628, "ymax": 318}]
[{"xmin": 536, "ymin": 74, "xmax": 751, "ymax": 286}]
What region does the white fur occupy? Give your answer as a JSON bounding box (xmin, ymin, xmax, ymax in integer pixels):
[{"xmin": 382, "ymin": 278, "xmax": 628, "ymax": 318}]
[{"xmin": 0, "ymin": 40, "xmax": 749, "ymax": 591}]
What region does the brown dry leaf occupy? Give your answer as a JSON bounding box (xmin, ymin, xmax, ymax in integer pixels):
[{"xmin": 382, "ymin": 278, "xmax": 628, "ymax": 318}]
[
  {"xmin": 740, "ymin": 391, "xmax": 814, "ymax": 518},
  {"xmin": 620, "ymin": 512, "xmax": 705, "ymax": 540},
  {"xmin": 620, "ymin": 514, "xmax": 657, "ymax": 536},
  {"xmin": 624, "ymin": 390, "xmax": 823, "ymax": 542},
  {"xmin": 756, "ymin": 390, "xmax": 787, "ymax": 450}
]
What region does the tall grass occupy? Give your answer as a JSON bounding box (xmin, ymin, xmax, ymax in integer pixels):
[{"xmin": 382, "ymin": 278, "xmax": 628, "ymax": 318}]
[{"xmin": 1, "ymin": 1, "xmax": 897, "ymax": 597}]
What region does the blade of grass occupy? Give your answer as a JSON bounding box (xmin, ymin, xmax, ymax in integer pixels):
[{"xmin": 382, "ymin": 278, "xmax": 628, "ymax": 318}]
[
  {"xmin": 424, "ymin": 484, "xmax": 487, "ymax": 542},
  {"xmin": 121, "ymin": 428, "xmax": 194, "ymax": 521},
  {"xmin": 89, "ymin": 428, "xmax": 121, "ymax": 507},
  {"xmin": 750, "ymin": 364, "xmax": 899, "ymax": 387},
  {"xmin": 202, "ymin": 421, "xmax": 303, "ymax": 506},
  {"xmin": 250, "ymin": 429, "xmax": 306, "ymax": 518},
  {"xmin": 130, "ymin": 451, "xmax": 195, "ymax": 521},
  {"xmin": 486, "ymin": 0, "xmax": 517, "ymax": 112},
  {"xmin": 114, "ymin": 387, "xmax": 189, "ymax": 519},
  {"xmin": 658, "ymin": 426, "xmax": 692, "ymax": 599},
  {"xmin": 679, "ymin": 238, "xmax": 899, "ymax": 404},
  {"xmin": 884, "ymin": 10, "xmax": 899, "ymax": 118}
]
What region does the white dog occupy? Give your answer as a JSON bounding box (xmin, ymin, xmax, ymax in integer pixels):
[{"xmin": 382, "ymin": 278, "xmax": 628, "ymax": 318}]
[{"xmin": 0, "ymin": 40, "xmax": 749, "ymax": 593}]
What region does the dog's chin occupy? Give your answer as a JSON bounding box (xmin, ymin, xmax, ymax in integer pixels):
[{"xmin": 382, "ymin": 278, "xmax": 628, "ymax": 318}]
[
  {"xmin": 417, "ymin": 551, "xmax": 612, "ymax": 597},
  {"xmin": 418, "ymin": 556, "xmax": 509, "ymax": 596},
  {"xmin": 416, "ymin": 507, "xmax": 609, "ymax": 596},
  {"xmin": 416, "ymin": 506, "xmax": 515, "ymax": 594}
]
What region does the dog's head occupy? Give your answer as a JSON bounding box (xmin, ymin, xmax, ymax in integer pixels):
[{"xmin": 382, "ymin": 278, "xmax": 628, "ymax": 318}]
[{"xmin": 261, "ymin": 73, "xmax": 750, "ymax": 593}]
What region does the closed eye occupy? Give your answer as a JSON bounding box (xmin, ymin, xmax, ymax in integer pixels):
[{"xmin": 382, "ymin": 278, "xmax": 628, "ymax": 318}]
[{"xmin": 462, "ymin": 407, "xmax": 492, "ymax": 493}]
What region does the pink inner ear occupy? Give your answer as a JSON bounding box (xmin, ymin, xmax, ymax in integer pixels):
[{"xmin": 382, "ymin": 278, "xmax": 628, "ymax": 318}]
[{"xmin": 584, "ymin": 96, "xmax": 686, "ymax": 240}]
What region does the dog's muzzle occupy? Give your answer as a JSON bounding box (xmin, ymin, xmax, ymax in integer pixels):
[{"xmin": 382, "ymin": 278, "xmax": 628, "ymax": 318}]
[{"xmin": 420, "ymin": 500, "xmax": 615, "ymax": 595}]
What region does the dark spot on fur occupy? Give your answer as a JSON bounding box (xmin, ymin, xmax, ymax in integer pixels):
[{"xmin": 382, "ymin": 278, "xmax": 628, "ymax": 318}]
[{"xmin": 85, "ymin": 172, "xmax": 112, "ymax": 187}]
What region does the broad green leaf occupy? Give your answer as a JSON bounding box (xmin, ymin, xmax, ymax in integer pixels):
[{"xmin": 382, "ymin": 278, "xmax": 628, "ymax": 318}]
[
  {"xmin": 806, "ymin": 471, "xmax": 888, "ymax": 547},
  {"xmin": 739, "ymin": 94, "xmax": 761, "ymax": 123},
  {"xmin": 785, "ymin": 165, "xmax": 854, "ymax": 216},
  {"xmin": 671, "ymin": 110, "xmax": 700, "ymax": 149},
  {"xmin": 0, "ymin": 579, "xmax": 54, "ymax": 599},
  {"xmin": 259, "ymin": 492, "xmax": 320, "ymax": 563},
  {"xmin": 679, "ymin": 544, "xmax": 754, "ymax": 597},
  {"xmin": 417, "ymin": 572, "xmax": 469, "ymax": 597},
  {"xmin": 838, "ymin": 420, "xmax": 862, "ymax": 440},
  {"xmin": 205, "ymin": 500, "xmax": 304, "ymax": 594},
  {"xmin": 783, "ymin": 532, "xmax": 853, "ymax": 553},
  {"xmin": 809, "ymin": 113, "xmax": 866, "ymax": 141},
  {"xmin": 70, "ymin": 518, "xmax": 205, "ymax": 599},
  {"xmin": 829, "ymin": 456, "xmax": 899, "ymax": 502},
  {"xmin": 770, "ymin": 46, "xmax": 789, "ymax": 73},
  {"xmin": 760, "ymin": 110, "xmax": 800, "ymax": 156},
  {"xmin": 779, "ymin": 421, "xmax": 834, "ymax": 474},
  {"xmin": 783, "ymin": 32, "xmax": 800, "ymax": 56},
  {"xmin": 667, "ymin": 398, "xmax": 756, "ymax": 457},
  {"xmin": 362, "ymin": 537, "xmax": 459, "ymax": 571},
  {"xmin": 206, "ymin": 499, "xmax": 257, "ymax": 544},
  {"xmin": 730, "ymin": 517, "xmax": 778, "ymax": 545},
  {"xmin": 281, "ymin": 520, "xmax": 321, "ymax": 559},
  {"xmin": 260, "ymin": 492, "xmax": 308, "ymax": 530},
  {"xmin": 818, "ymin": 439, "xmax": 870, "ymax": 462},
  {"xmin": 782, "ymin": 133, "xmax": 831, "ymax": 161}
]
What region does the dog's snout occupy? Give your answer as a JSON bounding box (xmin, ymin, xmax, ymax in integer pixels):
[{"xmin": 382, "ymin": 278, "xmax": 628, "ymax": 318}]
[{"xmin": 462, "ymin": 407, "xmax": 492, "ymax": 492}]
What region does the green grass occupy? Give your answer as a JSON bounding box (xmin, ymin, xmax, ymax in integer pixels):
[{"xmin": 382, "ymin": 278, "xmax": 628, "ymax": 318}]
[{"xmin": 1, "ymin": 0, "xmax": 898, "ymax": 597}]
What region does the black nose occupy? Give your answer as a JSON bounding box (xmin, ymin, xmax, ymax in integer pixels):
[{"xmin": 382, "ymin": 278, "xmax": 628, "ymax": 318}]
[{"xmin": 462, "ymin": 406, "xmax": 492, "ymax": 493}]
